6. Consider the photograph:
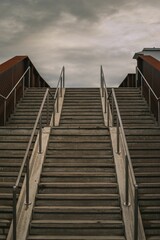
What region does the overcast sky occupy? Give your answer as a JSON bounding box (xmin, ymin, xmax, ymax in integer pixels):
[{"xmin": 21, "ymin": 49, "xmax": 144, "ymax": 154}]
[{"xmin": 0, "ymin": 0, "xmax": 160, "ymax": 87}]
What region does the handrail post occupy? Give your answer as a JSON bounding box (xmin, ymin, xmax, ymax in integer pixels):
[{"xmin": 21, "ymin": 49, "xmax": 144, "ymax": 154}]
[
  {"xmin": 53, "ymin": 100, "xmax": 55, "ymax": 126},
  {"xmin": 13, "ymin": 185, "xmax": 17, "ymax": 240},
  {"xmin": 158, "ymin": 99, "xmax": 160, "ymax": 126},
  {"xmin": 14, "ymin": 88, "xmax": 16, "ymax": 111},
  {"xmin": 116, "ymin": 117, "xmax": 120, "ymax": 154},
  {"xmin": 63, "ymin": 67, "xmax": 65, "ymax": 88},
  {"xmin": 25, "ymin": 155, "xmax": 30, "ymax": 206},
  {"xmin": 60, "ymin": 76, "xmax": 62, "ymax": 97},
  {"xmin": 141, "ymin": 76, "xmax": 143, "ymax": 96},
  {"xmin": 28, "ymin": 67, "xmax": 31, "ymax": 88},
  {"xmin": 134, "ymin": 185, "xmax": 139, "ymax": 240},
  {"xmin": 47, "ymin": 92, "xmax": 49, "ymax": 126},
  {"xmin": 104, "ymin": 90, "xmax": 107, "ymax": 114},
  {"xmin": 149, "ymin": 88, "xmax": 151, "ymax": 112},
  {"xmin": 111, "ymin": 94, "xmax": 114, "ymax": 127},
  {"xmin": 39, "ymin": 115, "xmax": 42, "ymax": 154},
  {"xmin": 100, "ymin": 65, "xmax": 102, "ymax": 89},
  {"xmin": 4, "ymin": 100, "xmax": 6, "ymax": 125},
  {"xmin": 107, "ymin": 99, "xmax": 110, "ymax": 127},
  {"xmin": 135, "ymin": 67, "xmax": 138, "ymax": 88},
  {"xmin": 57, "ymin": 89, "xmax": 59, "ymax": 113},
  {"xmin": 23, "ymin": 77, "xmax": 25, "ymax": 97},
  {"xmin": 124, "ymin": 155, "xmax": 130, "ymax": 206}
]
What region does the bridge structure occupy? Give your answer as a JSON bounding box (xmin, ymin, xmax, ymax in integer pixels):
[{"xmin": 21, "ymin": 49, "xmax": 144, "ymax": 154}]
[{"xmin": 0, "ymin": 56, "xmax": 160, "ymax": 240}]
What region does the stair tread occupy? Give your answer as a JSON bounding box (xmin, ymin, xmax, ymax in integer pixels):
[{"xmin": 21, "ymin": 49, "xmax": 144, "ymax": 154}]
[
  {"xmin": 27, "ymin": 235, "xmax": 125, "ymax": 240},
  {"xmin": 36, "ymin": 194, "xmax": 119, "ymax": 199}
]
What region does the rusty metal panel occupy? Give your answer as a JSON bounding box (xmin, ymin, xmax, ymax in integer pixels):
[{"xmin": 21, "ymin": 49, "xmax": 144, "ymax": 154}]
[
  {"xmin": 0, "ymin": 56, "xmax": 50, "ymax": 125},
  {"xmin": 138, "ymin": 55, "xmax": 160, "ymax": 121}
]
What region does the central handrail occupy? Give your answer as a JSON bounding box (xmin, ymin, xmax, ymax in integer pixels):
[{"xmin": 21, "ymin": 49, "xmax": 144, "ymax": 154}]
[
  {"xmin": 100, "ymin": 66, "xmax": 139, "ymax": 240},
  {"xmin": 111, "ymin": 88, "xmax": 137, "ymax": 186},
  {"xmin": 12, "ymin": 66, "xmax": 65, "ymax": 240}
]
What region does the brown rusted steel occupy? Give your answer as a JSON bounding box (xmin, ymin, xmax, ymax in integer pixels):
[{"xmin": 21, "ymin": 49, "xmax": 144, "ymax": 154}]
[
  {"xmin": 137, "ymin": 55, "xmax": 160, "ymax": 121},
  {"xmin": 0, "ymin": 56, "xmax": 50, "ymax": 125}
]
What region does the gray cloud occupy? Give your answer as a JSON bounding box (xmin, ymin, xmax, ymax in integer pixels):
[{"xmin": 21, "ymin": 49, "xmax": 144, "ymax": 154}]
[{"xmin": 0, "ymin": 0, "xmax": 160, "ymax": 87}]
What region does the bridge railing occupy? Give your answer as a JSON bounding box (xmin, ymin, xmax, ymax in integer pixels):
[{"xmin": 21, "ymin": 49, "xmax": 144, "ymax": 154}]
[
  {"xmin": 100, "ymin": 65, "xmax": 139, "ymax": 240},
  {"xmin": 12, "ymin": 66, "xmax": 65, "ymax": 240}
]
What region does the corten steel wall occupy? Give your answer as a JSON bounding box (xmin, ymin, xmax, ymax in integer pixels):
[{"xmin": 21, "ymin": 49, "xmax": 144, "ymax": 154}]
[
  {"xmin": 0, "ymin": 56, "xmax": 50, "ymax": 125},
  {"xmin": 119, "ymin": 74, "xmax": 136, "ymax": 87},
  {"xmin": 137, "ymin": 55, "xmax": 160, "ymax": 121}
]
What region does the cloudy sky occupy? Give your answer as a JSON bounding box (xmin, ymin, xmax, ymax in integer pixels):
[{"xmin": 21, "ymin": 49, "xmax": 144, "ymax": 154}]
[{"xmin": 0, "ymin": 0, "xmax": 160, "ymax": 87}]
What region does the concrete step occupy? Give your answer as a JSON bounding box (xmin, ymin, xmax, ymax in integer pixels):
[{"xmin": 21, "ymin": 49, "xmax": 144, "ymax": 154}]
[
  {"xmin": 138, "ymin": 183, "xmax": 160, "ymax": 194},
  {"xmin": 61, "ymin": 116, "xmax": 103, "ymax": 120},
  {"xmin": 128, "ymin": 142, "xmax": 160, "ymax": 149},
  {"xmin": 0, "ymin": 206, "xmax": 12, "ymax": 219},
  {"xmin": 0, "ymin": 193, "xmax": 18, "ymax": 206},
  {"xmin": 0, "ymin": 142, "xmax": 33, "ymax": 150},
  {"xmin": 139, "ymin": 193, "xmax": 160, "ymax": 206},
  {"xmin": 32, "ymin": 206, "xmax": 121, "ymax": 220},
  {"xmin": 141, "ymin": 207, "xmax": 160, "ymax": 220},
  {"xmin": 47, "ymin": 142, "xmax": 111, "ymax": 149},
  {"xmin": 35, "ymin": 194, "xmax": 119, "ymax": 206},
  {"xmin": 0, "ymin": 182, "xmax": 21, "ymax": 193},
  {"xmin": 52, "ymin": 128, "xmax": 108, "ymax": 135},
  {"xmin": 45, "ymin": 157, "xmax": 113, "ymax": 164},
  {"xmin": 38, "ymin": 183, "xmax": 118, "ymax": 194},
  {"xmin": 43, "ymin": 165, "xmax": 114, "ymax": 173},
  {"xmin": 41, "ymin": 172, "xmax": 116, "ymax": 183},
  {"xmin": 28, "ymin": 235, "xmax": 125, "ymax": 240},
  {"xmin": 46, "ymin": 150, "xmax": 113, "ymax": 158},
  {"xmin": 49, "ymin": 135, "xmax": 110, "ymax": 142},
  {"xmin": 29, "ymin": 220, "xmax": 124, "ymax": 236},
  {"xmin": 0, "ymin": 219, "xmax": 10, "ymax": 236},
  {"xmin": 135, "ymin": 172, "xmax": 160, "ymax": 183},
  {"xmin": 0, "ymin": 172, "xmax": 24, "ymax": 182},
  {"xmin": 144, "ymin": 220, "xmax": 160, "ymax": 236}
]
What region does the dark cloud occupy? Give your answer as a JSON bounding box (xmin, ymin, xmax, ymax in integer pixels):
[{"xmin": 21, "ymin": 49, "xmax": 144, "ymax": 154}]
[{"xmin": 0, "ymin": 0, "xmax": 160, "ymax": 87}]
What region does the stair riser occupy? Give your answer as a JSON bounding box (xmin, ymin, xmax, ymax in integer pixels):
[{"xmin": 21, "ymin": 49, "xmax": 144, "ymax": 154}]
[
  {"xmin": 29, "ymin": 227, "xmax": 124, "ymax": 236},
  {"xmin": 43, "ymin": 167, "xmax": 115, "ymax": 173},
  {"xmin": 35, "ymin": 199, "xmax": 119, "ymax": 207},
  {"xmin": 38, "ymin": 188, "xmax": 117, "ymax": 194},
  {"xmin": 32, "ymin": 213, "xmax": 121, "ymax": 221},
  {"xmin": 40, "ymin": 176, "xmax": 116, "ymax": 183}
]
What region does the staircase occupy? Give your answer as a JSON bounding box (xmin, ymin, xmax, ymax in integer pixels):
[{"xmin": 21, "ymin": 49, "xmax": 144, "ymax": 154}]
[
  {"xmin": 28, "ymin": 88, "xmax": 126, "ymax": 240},
  {"xmin": 113, "ymin": 87, "xmax": 160, "ymax": 240},
  {"xmin": 0, "ymin": 88, "xmax": 55, "ymax": 239}
]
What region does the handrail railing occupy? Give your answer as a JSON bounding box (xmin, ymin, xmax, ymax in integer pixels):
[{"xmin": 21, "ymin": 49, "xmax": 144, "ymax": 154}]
[
  {"xmin": 0, "ymin": 66, "xmax": 30, "ymax": 125},
  {"xmin": 12, "ymin": 66, "xmax": 65, "ymax": 240},
  {"xmin": 136, "ymin": 67, "xmax": 160, "ymax": 125},
  {"xmin": 100, "ymin": 66, "xmax": 139, "ymax": 240}
]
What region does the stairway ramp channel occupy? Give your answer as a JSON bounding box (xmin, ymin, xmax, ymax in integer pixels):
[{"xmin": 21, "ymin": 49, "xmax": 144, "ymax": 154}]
[
  {"xmin": 27, "ymin": 88, "xmax": 126, "ymax": 240},
  {"xmin": 0, "ymin": 88, "xmax": 55, "ymax": 240},
  {"xmin": 110, "ymin": 87, "xmax": 160, "ymax": 240}
]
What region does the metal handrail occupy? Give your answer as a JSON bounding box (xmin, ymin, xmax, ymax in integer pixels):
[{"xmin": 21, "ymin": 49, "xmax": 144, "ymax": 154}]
[
  {"xmin": 100, "ymin": 66, "xmax": 139, "ymax": 240},
  {"xmin": 12, "ymin": 88, "xmax": 50, "ymax": 239},
  {"xmin": 0, "ymin": 67, "xmax": 30, "ymax": 100},
  {"xmin": 0, "ymin": 67, "xmax": 30, "ymax": 125},
  {"xmin": 136, "ymin": 67, "xmax": 159, "ymax": 100},
  {"xmin": 136, "ymin": 67, "xmax": 160, "ymax": 125},
  {"xmin": 111, "ymin": 88, "xmax": 137, "ymax": 186},
  {"xmin": 12, "ymin": 66, "xmax": 65, "ymax": 240},
  {"xmin": 54, "ymin": 66, "xmax": 65, "ymax": 99}
]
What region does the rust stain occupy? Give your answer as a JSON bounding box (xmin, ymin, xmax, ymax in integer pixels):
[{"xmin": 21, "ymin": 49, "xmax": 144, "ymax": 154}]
[
  {"xmin": 0, "ymin": 56, "xmax": 28, "ymax": 73},
  {"xmin": 139, "ymin": 55, "xmax": 160, "ymax": 71}
]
